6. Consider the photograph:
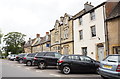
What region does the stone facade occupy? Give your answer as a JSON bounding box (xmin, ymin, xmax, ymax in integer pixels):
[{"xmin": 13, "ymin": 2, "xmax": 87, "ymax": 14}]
[
  {"xmin": 50, "ymin": 20, "xmax": 61, "ymax": 53},
  {"xmin": 50, "ymin": 13, "xmax": 74, "ymax": 55},
  {"xmin": 106, "ymin": 2, "xmax": 120, "ymax": 54},
  {"xmin": 60, "ymin": 13, "xmax": 74, "ymax": 55}
]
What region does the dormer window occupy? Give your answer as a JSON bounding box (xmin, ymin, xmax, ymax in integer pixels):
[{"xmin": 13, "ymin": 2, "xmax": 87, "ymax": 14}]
[{"xmin": 90, "ymin": 11, "xmax": 95, "ymax": 20}]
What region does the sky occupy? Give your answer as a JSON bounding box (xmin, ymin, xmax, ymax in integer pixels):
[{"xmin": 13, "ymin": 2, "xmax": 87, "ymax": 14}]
[{"xmin": 0, "ymin": 0, "xmax": 107, "ymax": 41}]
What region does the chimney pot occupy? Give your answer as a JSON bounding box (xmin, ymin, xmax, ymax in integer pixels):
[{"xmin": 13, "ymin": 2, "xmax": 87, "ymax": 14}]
[
  {"xmin": 36, "ymin": 34, "xmax": 40, "ymax": 38},
  {"xmin": 46, "ymin": 32, "xmax": 49, "ymax": 35}
]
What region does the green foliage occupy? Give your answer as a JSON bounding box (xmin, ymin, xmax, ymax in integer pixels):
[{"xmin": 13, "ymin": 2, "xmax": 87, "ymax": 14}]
[
  {"xmin": 3, "ymin": 32, "xmax": 26, "ymax": 54},
  {"xmin": 0, "ymin": 29, "xmax": 3, "ymax": 44}
]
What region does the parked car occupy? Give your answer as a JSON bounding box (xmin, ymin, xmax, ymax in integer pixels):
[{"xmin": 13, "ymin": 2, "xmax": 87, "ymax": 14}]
[
  {"xmin": 16, "ymin": 53, "xmax": 28, "ymax": 64},
  {"xmin": 23, "ymin": 53, "xmax": 38, "ymax": 66},
  {"xmin": 57, "ymin": 55, "xmax": 100, "ymax": 74},
  {"xmin": 33, "ymin": 52, "xmax": 62, "ymax": 69},
  {"xmin": 98, "ymin": 54, "xmax": 120, "ymax": 79},
  {"xmin": 9, "ymin": 54, "xmax": 18, "ymax": 61},
  {"xmin": 7, "ymin": 54, "xmax": 12, "ymax": 60}
]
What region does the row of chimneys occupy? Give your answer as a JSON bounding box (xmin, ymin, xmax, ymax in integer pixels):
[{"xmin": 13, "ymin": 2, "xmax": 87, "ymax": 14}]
[{"xmin": 36, "ymin": 32, "xmax": 49, "ymax": 38}]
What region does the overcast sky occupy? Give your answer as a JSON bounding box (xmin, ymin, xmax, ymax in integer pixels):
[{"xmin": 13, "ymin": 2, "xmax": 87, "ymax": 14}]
[{"xmin": 0, "ymin": 0, "xmax": 106, "ymax": 41}]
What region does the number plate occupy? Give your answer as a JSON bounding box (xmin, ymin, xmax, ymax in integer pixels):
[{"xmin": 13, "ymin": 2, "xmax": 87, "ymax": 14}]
[{"xmin": 103, "ymin": 65, "xmax": 112, "ymax": 69}]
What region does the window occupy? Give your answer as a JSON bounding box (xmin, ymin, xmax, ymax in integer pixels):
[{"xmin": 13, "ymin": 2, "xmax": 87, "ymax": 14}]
[
  {"xmin": 64, "ymin": 28, "xmax": 69, "ymax": 39},
  {"xmin": 45, "ymin": 52, "xmax": 55, "ymax": 57},
  {"xmin": 68, "ymin": 56, "xmax": 80, "ymax": 61},
  {"xmin": 55, "ymin": 53, "xmax": 62, "ymax": 58},
  {"xmin": 37, "ymin": 52, "xmax": 46, "ymax": 56},
  {"xmin": 79, "ymin": 30, "xmax": 83, "ymax": 40},
  {"xmin": 63, "ymin": 46, "xmax": 69, "ymax": 55},
  {"xmin": 79, "ymin": 17, "xmax": 82, "ymax": 25},
  {"xmin": 91, "ymin": 26, "xmax": 96, "ymax": 37},
  {"xmin": 90, "ymin": 11, "xmax": 95, "ymax": 20},
  {"xmin": 82, "ymin": 47, "xmax": 87, "ymax": 56},
  {"xmin": 80, "ymin": 56, "xmax": 91, "ymax": 62}
]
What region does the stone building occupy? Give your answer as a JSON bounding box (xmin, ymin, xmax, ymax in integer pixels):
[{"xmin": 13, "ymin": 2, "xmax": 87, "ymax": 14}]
[
  {"xmin": 106, "ymin": 1, "xmax": 120, "ymax": 54},
  {"xmin": 24, "ymin": 38, "xmax": 36, "ymax": 53},
  {"xmin": 41, "ymin": 32, "xmax": 51, "ymax": 52},
  {"xmin": 60, "ymin": 13, "xmax": 74, "ymax": 55},
  {"xmin": 50, "ymin": 20, "xmax": 61, "ymax": 53},
  {"xmin": 50, "ymin": 13, "xmax": 74, "ymax": 55}
]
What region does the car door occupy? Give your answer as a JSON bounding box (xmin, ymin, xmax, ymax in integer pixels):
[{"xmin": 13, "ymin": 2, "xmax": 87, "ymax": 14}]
[
  {"xmin": 79, "ymin": 56, "xmax": 95, "ymax": 72},
  {"xmin": 45, "ymin": 52, "xmax": 57, "ymax": 66},
  {"xmin": 69, "ymin": 55, "xmax": 85, "ymax": 72}
]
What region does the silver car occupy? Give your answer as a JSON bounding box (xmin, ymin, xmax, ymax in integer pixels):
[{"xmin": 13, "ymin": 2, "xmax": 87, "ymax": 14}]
[{"xmin": 98, "ymin": 54, "xmax": 120, "ymax": 79}]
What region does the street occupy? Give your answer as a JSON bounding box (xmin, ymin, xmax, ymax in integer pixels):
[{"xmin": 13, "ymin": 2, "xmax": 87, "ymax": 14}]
[{"xmin": 1, "ymin": 59, "xmax": 102, "ymax": 79}]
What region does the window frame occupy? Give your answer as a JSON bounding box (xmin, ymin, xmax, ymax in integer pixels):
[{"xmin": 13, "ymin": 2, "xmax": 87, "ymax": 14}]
[
  {"xmin": 90, "ymin": 11, "xmax": 95, "ymax": 21},
  {"xmin": 79, "ymin": 30, "xmax": 83, "ymax": 40},
  {"xmin": 79, "ymin": 17, "xmax": 83, "ymax": 25},
  {"xmin": 82, "ymin": 47, "xmax": 87, "ymax": 56},
  {"xmin": 91, "ymin": 25, "xmax": 96, "ymax": 37}
]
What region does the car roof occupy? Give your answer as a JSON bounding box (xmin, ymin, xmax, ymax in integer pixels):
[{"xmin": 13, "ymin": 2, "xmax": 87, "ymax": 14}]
[
  {"xmin": 63, "ymin": 54, "xmax": 87, "ymax": 56},
  {"xmin": 108, "ymin": 54, "xmax": 120, "ymax": 56}
]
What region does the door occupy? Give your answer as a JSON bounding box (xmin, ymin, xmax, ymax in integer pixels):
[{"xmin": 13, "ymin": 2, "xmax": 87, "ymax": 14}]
[
  {"xmin": 98, "ymin": 47, "xmax": 104, "ymax": 61},
  {"xmin": 45, "ymin": 52, "xmax": 57, "ymax": 66},
  {"xmin": 79, "ymin": 56, "xmax": 95, "ymax": 72}
]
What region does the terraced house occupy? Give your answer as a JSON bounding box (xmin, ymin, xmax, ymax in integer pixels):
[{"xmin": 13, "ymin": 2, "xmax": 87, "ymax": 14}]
[
  {"xmin": 106, "ymin": 2, "xmax": 120, "ymax": 55},
  {"xmin": 32, "ymin": 33, "xmax": 50, "ymax": 53},
  {"xmin": 73, "ymin": 1, "xmax": 119, "ymax": 61},
  {"xmin": 50, "ymin": 13, "xmax": 74, "ymax": 55}
]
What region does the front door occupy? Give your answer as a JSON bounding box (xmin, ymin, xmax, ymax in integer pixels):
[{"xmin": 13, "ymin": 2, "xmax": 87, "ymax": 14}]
[{"xmin": 98, "ymin": 47, "xmax": 104, "ymax": 61}]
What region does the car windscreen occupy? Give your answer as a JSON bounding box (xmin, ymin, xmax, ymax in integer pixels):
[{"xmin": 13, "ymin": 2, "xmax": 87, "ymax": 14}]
[{"xmin": 104, "ymin": 55, "xmax": 120, "ymax": 62}]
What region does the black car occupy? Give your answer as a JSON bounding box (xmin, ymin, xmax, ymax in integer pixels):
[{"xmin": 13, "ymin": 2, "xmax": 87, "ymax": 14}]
[
  {"xmin": 33, "ymin": 52, "xmax": 62, "ymax": 69},
  {"xmin": 16, "ymin": 53, "xmax": 28, "ymax": 64},
  {"xmin": 57, "ymin": 55, "xmax": 100, "ymax": 74},
  {"xmin": 23, "ymin": 53, "xmax": 38, "ymax": 66}
]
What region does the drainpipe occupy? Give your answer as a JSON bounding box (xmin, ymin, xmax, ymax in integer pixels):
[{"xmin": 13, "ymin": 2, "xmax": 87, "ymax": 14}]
[
  {"xmin": 103, "ymin": 5, "xmax": 109, "ymax": 56},
  {"xmin": 72, "ymin": 19, "xmax": 74, "ymax": 54}
]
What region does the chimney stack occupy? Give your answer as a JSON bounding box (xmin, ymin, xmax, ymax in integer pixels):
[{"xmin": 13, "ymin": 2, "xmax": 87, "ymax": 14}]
[
  {"xmin": 84, "ymin": 2, "xmax": 94, "ymax": 11},
  {"xmin": 46, "ymin": 32, "xmax": 49, "ymax": 35},
  {"xmin": 36, "ymin": 34, "xmax": 40, "ymax": 38},
  {"xmin": 60, "ymin": 16, "xmax": 64, "ymax": 22}
]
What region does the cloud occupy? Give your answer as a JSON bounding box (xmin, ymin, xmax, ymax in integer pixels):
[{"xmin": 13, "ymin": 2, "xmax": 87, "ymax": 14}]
[{"xmin": 0, "ymin": 0, "xmax": 106, "ymax": 40}]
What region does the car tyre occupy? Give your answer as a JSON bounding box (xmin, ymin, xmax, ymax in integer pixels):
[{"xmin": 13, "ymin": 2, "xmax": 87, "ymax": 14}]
[
  {"xmin": 19, "ymin": 59, "xmax": 23, "ymax": 64},
  {"xmin": 38, "ymin": 62, "xmax": 46, "ymax": 69},
  {"xmin": 26, "ymin": 61, "xmax": 32, "ymax": 66},
  {"xmin": 62, "ymin": 66, "xmax": 71, "ymax": 74}
]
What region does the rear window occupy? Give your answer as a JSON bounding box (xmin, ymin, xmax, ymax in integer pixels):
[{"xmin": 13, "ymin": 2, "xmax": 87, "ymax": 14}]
[{"xmin": 104, "ymin": 55, "xmax": 120, "ymax": 62}]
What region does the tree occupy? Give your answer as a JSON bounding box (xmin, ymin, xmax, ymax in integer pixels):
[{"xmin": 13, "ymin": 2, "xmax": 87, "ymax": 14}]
[
  {"xmin": 0, "ymin": 29, "xmax": 3, "ymax": 44},
  {"xmin": 3, "ymin": 32, "xmax": 26, "ymax": 54}
]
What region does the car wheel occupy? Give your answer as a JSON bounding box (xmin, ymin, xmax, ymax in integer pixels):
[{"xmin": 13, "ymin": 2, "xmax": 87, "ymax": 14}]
[
  {"xmin": 19, "ymin": 59, "xmax": 23, "ymax": 64},
  {"xmin": 26, "ymin": 61, "xmax": 32, "ymax": 66},
  {"xmin": 13, "ymin": 58, "xmax": 16, "ymax": 61},
  {"xmin": 38, "ymin": 62, "xmax": 46, "ymax": 69},
  {"xmin": 62, "ymin": 66, "xmax": 71, "ymax": 74}
]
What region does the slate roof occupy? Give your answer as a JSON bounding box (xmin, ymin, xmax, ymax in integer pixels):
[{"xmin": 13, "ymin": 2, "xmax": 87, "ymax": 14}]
[
  {"xmin": 24, "ymin": 38, "xmax": 36, "ymax": 47},
  {"xmin": 107, "ymin": 2, "xmax": 120, "ymax": 20}
]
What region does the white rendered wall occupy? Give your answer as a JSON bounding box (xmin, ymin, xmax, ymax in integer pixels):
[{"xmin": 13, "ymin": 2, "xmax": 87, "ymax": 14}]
[{"xmin": 74, "ymin": 6, "xmax": 105, "ymax": 60}]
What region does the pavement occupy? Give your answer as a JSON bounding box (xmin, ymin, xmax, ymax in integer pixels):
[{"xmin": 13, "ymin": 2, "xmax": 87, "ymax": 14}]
[{"xmin": 1, "ymin": 59, "xmax": 102, "ymax": 79}]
